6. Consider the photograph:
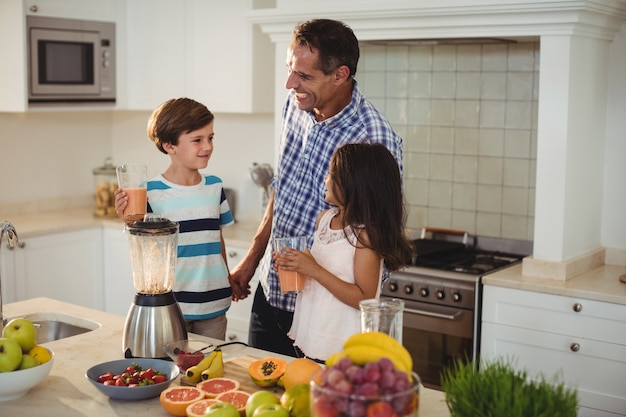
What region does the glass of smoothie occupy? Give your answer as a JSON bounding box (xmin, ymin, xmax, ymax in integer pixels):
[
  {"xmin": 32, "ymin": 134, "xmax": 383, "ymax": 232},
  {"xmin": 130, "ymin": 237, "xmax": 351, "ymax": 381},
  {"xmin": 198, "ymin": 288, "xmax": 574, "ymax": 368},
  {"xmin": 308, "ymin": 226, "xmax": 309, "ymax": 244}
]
[
  {"xmin": 116, "ymin": 163, "xmax": 148, "ymax": 222},
  {"xmin": 273, "ymin": 236, "xmax": 307, "ymax": 293}
]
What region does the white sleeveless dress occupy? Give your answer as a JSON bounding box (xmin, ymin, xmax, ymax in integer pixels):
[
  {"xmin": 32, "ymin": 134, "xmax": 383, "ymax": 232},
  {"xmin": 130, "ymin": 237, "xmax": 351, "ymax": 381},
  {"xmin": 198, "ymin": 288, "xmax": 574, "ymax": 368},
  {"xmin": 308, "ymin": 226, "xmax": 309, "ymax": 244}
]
[{"xmin": 288, "ymin": 207, "xmax": 382, "ymax": 361}]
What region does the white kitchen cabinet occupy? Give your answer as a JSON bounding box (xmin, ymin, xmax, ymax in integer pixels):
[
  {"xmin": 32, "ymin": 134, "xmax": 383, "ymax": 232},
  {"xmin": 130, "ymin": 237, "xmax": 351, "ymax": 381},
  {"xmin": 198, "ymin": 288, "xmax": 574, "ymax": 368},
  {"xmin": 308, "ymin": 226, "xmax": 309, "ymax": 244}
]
[
  {"xmin": 12, "ymin": 228, "xmax": 105, "ymax": 310},
  {"xmin": 481, "ymin": 285, "xmax": 626, "ymax": 417},
  {"xmin": 123, "ymin": 0, "xmax": 273, "ymax": 113},
  {"xmin": 102, "ymin": 224, "xmax": 135, "ymax": 316},
  {"xmin": 225, "ymin": 244, "xmax": 258, "ymax": 343},
  {"xmin": 0, "ymin": 242, "xmax": 19, "ymax": 305},
  {"xmin": 0, "ymin": 0, "xmax": 119, "ymax": 112}
]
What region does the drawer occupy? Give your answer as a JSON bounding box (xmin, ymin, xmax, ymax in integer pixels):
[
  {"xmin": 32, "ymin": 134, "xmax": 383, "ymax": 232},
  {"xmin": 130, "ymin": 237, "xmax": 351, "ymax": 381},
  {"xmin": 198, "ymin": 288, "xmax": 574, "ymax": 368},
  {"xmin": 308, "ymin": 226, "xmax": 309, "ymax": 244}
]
[
  {"xmin": 482, "ymin": 286, "xmax": 626, "ymax": 345},
  {"xmin": 481, "ymin": 322, "xmax": 626, "ymax": 415}
]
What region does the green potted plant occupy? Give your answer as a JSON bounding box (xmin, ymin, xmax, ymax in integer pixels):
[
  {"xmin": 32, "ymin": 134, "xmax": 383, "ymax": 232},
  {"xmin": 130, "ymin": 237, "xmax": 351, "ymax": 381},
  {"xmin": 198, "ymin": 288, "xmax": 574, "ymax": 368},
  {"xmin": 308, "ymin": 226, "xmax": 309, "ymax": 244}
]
[{"xmin": 441, "ymin": 357, "xmax": 578, "ymax": 417}]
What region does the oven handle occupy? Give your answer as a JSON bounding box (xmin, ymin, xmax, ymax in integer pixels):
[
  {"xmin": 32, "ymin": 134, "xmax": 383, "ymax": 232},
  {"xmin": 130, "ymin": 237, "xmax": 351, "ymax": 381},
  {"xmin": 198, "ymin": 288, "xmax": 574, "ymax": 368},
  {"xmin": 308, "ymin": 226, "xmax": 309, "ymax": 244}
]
[{"xmin": 404, "ymin": 307, "xmax": 462, "ymax": 321}]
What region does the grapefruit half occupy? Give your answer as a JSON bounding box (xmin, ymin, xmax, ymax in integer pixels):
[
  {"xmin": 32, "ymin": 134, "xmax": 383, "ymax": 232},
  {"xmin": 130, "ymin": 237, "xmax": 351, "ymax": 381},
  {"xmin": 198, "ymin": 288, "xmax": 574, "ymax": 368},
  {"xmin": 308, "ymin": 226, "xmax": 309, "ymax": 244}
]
[
  {"xmin": 196, "ymin": 377, "xmax": 241, "ymax": 398},
  {"xmin": 160, "ymin": 386, "xmax": 205, "ymax": 417},
  {"xmin": 186, "ymin": 398, "xmax": 219, "ymax": 417},
  {"xmin": 215, "ymin": 390, "xmax": 251, "ymax": 415}
]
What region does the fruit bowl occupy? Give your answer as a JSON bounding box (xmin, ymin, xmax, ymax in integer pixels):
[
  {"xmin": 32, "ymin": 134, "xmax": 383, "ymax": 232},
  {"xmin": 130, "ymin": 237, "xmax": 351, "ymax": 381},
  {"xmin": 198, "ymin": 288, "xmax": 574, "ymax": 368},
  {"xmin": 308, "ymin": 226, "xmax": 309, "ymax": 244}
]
[
  {"xmin": 311, "ymin": 369, "xmax": 421, "ymax": 417},
  {"xmin": 162, "ymin": 339, "xmax": 215, "ymax": 371},
  {"xmin": 85, "ymin": 358, "xmax": 179, "ymax": 400},
  {"xmin": 0, "ymin": 347, "xmax": 55, "ymax": 401}
]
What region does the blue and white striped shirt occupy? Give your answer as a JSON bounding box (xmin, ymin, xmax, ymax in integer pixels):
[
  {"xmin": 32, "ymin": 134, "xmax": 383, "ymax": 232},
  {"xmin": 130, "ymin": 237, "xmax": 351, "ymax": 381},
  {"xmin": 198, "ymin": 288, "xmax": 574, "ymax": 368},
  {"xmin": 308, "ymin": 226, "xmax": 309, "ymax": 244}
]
[
  {"xmin": 147, "ymin": 174, "xmax": 234, "ymax": 320},
  {"xmin": 259, "ymin": 82, "xmax": 403, "ymax": 312}
]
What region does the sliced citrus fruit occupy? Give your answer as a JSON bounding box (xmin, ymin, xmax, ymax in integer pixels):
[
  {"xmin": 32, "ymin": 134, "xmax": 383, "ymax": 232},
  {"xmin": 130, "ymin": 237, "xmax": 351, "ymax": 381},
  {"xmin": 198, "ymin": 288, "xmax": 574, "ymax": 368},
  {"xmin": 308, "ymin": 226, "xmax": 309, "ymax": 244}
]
[
  {"xmin": 215, "ymin": 390, "xmax": 250, "ymax": 415},
  {"xmin": 196, "ymin": 377, "xmax": 240, "ymax": 398},
  {"xmin": 186, "ymin": 398, "xmax": 219, "ymax": 417},
  {"xmin": 160, "ymin": 386, "xmax": 205, "ymax": 416}
]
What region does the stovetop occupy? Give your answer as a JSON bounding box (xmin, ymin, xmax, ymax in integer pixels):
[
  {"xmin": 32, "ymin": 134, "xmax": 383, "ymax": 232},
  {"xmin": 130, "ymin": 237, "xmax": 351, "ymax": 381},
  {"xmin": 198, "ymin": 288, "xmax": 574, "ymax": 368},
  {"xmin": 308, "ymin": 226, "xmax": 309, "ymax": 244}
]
[{"xmin": 381, "ymin": 232, "xmax": 533, "ymax": 307}]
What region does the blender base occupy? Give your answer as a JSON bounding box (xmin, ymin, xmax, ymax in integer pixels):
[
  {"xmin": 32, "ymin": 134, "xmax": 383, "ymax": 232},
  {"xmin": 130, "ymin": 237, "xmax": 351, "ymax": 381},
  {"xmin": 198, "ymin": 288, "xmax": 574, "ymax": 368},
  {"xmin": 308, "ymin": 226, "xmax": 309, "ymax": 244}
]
[{"xmin": 122, "ymin": 292, "xmax": 187, "ymax": 359}]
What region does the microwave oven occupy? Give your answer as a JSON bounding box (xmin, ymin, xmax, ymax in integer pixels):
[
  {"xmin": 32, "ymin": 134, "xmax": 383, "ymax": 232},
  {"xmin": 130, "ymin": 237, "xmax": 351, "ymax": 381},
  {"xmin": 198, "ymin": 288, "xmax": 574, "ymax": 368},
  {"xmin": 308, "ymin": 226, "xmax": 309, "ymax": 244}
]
[{"xmin": 26, "ymin": 16, "xmax": 116, "ymax": 103}]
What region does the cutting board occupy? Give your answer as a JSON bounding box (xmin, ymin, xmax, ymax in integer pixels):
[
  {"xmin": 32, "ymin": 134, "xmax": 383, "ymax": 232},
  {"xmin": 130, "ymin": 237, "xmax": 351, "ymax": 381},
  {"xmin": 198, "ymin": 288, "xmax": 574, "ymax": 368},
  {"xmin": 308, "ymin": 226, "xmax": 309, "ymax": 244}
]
[{"xmin": 181, "ymin": 355, "xmax": 285, "ymax": 396}]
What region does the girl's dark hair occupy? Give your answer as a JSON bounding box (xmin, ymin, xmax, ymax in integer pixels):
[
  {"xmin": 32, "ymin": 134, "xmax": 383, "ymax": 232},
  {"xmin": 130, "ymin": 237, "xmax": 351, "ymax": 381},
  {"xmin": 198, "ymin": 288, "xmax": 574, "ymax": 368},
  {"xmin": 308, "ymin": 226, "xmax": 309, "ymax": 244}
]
[
  {"xmin": 329, "ymin": 143, "xmax": 414, "ymax": 271},
  {"xmin": 147, "ymin": 98, "xmax": 214, "ymax": 154},
  {"xmin": 291, "ymin": 19, "xmax": 359, "ymax": 77}
]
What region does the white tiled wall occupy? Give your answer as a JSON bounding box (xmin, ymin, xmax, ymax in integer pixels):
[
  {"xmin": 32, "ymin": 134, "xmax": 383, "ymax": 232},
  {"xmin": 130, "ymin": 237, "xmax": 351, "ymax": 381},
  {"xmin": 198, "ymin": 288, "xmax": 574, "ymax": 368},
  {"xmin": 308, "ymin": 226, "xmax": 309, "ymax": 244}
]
[{"xmin": 357, "ymin": 41, "xmax": 539, "ymax": 241}]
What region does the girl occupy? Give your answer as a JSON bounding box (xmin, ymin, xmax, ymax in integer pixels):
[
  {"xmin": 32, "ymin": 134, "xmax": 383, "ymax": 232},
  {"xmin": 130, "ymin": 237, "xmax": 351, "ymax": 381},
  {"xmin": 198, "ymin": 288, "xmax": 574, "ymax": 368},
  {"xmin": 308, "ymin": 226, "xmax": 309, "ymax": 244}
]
[{"xmin": 274, "ymin": 143, "xmax": 414, "ymax": 361}]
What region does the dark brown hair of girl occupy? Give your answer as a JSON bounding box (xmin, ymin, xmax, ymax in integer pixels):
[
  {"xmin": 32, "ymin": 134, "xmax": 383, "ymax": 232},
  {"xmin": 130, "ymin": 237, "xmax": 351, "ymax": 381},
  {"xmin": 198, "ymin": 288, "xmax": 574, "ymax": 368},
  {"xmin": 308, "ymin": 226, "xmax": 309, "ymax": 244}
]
[{"xmin": 328, "ymin": 143, "xmax": 414, "ymax": 271}]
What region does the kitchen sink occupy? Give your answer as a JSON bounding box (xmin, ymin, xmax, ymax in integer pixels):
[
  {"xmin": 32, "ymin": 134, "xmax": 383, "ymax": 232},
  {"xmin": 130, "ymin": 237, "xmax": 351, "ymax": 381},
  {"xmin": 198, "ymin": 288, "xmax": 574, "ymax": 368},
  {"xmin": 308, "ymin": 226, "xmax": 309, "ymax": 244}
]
[{"xmin": 22, "ymin": 312, "xmax": 100, "ymax": 344}]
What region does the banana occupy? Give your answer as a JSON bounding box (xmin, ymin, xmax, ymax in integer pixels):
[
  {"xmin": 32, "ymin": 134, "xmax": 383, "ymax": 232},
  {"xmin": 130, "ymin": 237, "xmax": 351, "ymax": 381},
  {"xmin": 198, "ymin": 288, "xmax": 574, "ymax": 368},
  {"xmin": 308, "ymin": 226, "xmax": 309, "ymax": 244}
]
[
  {"xmin": 343, "ymin": 332, "xmax": 413, "ymax": 372},
  {"xmin": 201, "ymin": 349, "xmax": 224, "ymax": 380},
  {"xmin": 340, "ymin": 345, "xmax": 411, "ymax": 374},
  {"xmin": 186, "ymin": 349, "xmax": 218, "ymax": 383}
]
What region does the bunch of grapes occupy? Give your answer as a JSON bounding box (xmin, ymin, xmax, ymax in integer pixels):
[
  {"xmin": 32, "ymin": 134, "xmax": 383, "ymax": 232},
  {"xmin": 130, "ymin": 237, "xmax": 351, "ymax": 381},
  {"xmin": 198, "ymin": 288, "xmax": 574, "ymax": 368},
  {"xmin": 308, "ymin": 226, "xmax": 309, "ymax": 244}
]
[{"xmin": 312, "ymin": 357, "xmax": 418, "ymax": 417}]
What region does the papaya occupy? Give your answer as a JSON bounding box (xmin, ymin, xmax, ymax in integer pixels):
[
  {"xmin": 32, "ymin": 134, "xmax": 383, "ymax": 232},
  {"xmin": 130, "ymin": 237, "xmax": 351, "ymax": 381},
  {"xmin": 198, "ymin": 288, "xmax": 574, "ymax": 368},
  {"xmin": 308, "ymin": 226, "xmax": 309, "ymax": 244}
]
[{"xmin": 249, "ymin": 357, "xmax": 287, "ymax": 388}]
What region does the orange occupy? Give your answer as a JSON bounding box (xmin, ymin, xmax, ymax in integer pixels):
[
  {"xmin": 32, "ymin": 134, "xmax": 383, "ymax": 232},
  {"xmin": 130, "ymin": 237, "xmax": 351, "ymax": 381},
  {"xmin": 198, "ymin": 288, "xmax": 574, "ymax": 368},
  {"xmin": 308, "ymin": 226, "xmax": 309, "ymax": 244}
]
[
  {"xmin": 196, "ymin": 377, "xmax": 241, "ymax": 398},
  {"xmin": 186, "ymin": 398, "xmax": 219, "ymax": 417},
  {"xmin": 215, "ymin": 390, "xmax": 250, "ymax": 415},
  {"xmin": 282, "ymin": 358, "xmax": 322, "ymax": 391},
  {"xmin": 160, "ymin": 386, "xmax": 205, "ymax": 417}
]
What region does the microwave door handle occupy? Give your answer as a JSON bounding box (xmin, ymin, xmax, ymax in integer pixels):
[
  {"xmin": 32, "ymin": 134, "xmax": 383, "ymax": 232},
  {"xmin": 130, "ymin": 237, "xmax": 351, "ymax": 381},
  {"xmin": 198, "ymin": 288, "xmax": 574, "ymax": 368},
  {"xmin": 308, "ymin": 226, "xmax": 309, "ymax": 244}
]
[{"xmin": 404, "ymin": 307, "xmax": 462, "ymax": 321}]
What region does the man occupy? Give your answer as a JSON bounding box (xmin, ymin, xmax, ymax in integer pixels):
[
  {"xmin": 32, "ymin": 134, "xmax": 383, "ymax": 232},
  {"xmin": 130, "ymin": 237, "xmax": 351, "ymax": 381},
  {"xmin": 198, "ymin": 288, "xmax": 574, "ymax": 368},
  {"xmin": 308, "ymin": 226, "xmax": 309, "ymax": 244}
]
[{"xmin": 229, "ymin": 19, "xmax": 403, "ymax": 356}]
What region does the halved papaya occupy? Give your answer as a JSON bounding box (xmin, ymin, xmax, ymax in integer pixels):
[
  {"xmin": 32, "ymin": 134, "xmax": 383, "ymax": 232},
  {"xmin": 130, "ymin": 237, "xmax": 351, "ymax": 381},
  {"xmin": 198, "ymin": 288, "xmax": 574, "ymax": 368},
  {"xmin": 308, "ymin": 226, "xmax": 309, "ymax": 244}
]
[{"xmin": 248, "ymin": 357, "xmax": 287, "ymax": 387}]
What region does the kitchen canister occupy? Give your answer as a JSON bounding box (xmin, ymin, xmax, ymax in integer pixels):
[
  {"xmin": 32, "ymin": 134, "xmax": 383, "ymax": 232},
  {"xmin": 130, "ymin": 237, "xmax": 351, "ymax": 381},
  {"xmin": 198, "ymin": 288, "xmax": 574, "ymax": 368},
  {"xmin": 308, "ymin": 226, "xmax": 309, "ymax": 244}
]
[{"xmin": 93, "ymin": 157, "xmax": 118, "ymax": 218}]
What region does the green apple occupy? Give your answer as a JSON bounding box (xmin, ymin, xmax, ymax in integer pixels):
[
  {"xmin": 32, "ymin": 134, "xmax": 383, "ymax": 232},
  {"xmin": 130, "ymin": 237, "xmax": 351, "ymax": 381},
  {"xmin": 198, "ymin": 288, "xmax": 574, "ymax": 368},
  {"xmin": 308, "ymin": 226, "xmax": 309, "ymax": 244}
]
[
  {"xmin": 0, "ymin": 337, "xmax": 23, "ymax": 372},
  {"xmin": 246, "ymin": 391, "xmax": 280, "ymax": 417},
  {"xmin": 253, "ymin": 403, "xmax": 290, "ymax": 417},
  {"xmin": 2, "ymin": 318, "xmax": 37, "ymax": 352},
  {"xmin": 204, "ymin": 402, "xmax": 240, "ymax": 417},
  {"xmin": 18, "ymin": 353, "xmax": 40, "ymax": 370}
]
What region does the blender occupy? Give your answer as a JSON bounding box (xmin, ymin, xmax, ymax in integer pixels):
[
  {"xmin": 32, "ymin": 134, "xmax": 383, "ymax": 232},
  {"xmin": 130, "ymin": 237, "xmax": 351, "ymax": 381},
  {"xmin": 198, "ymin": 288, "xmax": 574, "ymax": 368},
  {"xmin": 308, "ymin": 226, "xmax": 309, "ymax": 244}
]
[{"xmin": 122, "ymin": 215, "xmax": 187, "ymax": 358}]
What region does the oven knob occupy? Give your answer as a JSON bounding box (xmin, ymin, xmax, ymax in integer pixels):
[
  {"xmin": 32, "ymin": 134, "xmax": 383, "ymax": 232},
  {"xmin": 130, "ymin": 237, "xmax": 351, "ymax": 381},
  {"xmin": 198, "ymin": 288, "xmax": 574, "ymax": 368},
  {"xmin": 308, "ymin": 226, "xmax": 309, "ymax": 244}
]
[
  {"xmin": 404, "ymin": 285, "xmax": 414, "ymax": 295},
  {"xmin": 452, "ymin": 292, "xmax": 462, "ymax": 302},
  {"xmin": 436, "ymin": 289, "xmax": 445, "ymax": 300},
  {"xmin": 388, "ymin": 282, "xmax": 398, "ymax": 292},
  {"xmin": 419, "ymin": 287, "xmax": 429, "ymax": 297}
]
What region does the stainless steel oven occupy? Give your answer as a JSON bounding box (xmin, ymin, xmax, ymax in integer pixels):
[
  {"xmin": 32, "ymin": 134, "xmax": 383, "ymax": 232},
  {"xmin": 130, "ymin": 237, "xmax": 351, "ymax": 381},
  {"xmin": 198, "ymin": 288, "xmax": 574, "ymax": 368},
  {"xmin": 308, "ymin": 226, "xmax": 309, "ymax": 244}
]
[{"xmin": 382, "ymin": 228, "xmax": 532, "ymax": 390}]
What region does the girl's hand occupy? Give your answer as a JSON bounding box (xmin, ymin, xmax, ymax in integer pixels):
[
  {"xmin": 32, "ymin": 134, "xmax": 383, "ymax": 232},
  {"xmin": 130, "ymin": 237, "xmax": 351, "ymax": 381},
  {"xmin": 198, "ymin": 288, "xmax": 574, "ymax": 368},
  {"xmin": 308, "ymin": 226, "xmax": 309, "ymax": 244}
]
[{"xmin": 273, "ymin": 248, "xmax": 319, "ymax": 277}]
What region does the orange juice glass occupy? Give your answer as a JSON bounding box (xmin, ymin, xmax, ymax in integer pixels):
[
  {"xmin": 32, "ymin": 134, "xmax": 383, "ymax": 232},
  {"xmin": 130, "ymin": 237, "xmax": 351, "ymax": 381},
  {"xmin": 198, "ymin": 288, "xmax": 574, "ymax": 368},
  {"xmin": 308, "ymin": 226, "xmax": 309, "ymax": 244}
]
[
  {"xmin": 116, "ymin": 163, "xmax": 148, "ymax": 222},
  {"xmin": 274, "ymin": 236, "xmax": 307, "ymax": 293}
]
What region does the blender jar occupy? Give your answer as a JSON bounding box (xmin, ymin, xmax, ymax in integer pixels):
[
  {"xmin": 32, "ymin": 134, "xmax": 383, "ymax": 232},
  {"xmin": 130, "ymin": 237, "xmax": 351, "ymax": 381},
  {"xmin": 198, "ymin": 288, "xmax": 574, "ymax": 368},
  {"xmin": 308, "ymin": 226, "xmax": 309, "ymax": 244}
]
[
  {"xmin": 126, "ymin": 216, "xmax": 179, "ymax": 294},
  {"xmin": 93, "ymin": 157, "xmax": 118, "ymax": 218}
]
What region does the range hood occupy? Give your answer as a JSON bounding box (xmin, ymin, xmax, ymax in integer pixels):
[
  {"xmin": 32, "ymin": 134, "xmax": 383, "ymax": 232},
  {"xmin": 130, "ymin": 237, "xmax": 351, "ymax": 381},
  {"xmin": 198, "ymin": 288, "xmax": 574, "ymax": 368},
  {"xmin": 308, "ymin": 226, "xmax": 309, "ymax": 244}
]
[{"xmin": 248, "ymin": 0, "xmax": 626, "ymax": 279}]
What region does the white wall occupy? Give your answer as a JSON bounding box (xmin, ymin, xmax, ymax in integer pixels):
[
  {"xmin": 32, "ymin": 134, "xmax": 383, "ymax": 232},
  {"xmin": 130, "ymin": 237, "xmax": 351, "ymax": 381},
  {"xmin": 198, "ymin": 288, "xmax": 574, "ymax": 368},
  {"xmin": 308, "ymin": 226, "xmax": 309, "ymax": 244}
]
[{"xmin": 0, "ymin": 110, "xmax": 274, "ymax": 221}]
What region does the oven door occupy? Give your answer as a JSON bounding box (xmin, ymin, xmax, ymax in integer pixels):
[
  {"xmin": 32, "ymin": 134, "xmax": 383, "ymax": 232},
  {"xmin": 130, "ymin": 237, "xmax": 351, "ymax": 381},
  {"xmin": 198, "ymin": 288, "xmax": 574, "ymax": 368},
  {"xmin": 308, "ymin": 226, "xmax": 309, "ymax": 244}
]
[{"xmin": 402, "ymin": 299, "xmax": 475, "ymax": 390}]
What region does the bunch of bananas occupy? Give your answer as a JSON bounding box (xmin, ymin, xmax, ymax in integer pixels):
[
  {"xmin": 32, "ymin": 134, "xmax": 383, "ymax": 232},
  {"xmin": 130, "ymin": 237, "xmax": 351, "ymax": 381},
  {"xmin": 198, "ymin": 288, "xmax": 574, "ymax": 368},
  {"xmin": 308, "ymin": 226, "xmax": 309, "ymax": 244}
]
[
  {"xmin": 185, "ymin": 347, "xmax": 224, "ymax": 383},
  {"xmin": 326, "ymin": 332, "xmax": 413, "ymax": 374}
]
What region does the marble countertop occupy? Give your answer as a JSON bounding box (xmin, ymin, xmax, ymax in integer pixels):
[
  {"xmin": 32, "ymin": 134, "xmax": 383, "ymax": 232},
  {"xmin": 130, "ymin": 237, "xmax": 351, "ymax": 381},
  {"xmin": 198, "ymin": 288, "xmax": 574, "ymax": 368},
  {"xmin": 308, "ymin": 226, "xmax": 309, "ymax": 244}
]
[
  {"xmin": 2, "ymin": 297, "xmax": 450, "ymax": 417},
  {"xmin": 483, "ymin": 263, "xmax": 626, "ymax": 305}
]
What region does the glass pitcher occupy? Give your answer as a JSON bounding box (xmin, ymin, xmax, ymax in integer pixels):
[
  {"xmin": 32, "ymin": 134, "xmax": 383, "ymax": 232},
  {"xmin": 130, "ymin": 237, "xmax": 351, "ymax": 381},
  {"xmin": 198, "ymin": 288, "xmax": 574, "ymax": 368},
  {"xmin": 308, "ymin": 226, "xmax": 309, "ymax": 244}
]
[{"xmin": 125, "ymin": 215, "xmax": 178, "ymax": 294}]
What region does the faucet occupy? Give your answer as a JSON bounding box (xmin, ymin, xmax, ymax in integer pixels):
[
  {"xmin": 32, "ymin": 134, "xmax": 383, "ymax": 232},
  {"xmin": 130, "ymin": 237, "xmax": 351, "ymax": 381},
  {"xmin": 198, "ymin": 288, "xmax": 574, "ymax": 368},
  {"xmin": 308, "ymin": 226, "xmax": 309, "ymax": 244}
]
[{"xmin": 0, "ymin": 222, "xmax": 25, "ymax": 331}]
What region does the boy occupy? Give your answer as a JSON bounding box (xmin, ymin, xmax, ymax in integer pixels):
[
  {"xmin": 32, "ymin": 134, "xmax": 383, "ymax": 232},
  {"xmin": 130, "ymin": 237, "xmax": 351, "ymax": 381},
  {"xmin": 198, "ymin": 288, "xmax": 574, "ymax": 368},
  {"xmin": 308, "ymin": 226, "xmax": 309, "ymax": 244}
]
[{"xmin": 115, "ymin": 98, "xmax": 234, "ymax": 339}]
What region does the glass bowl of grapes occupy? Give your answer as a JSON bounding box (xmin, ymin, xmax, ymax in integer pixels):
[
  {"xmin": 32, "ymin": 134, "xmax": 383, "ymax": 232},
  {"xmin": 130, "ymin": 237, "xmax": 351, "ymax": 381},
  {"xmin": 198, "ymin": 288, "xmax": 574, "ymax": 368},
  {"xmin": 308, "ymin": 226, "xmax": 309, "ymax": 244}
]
[{"xmin": 310, "ymin": 357, "xmax": 420, "ymax": 417}]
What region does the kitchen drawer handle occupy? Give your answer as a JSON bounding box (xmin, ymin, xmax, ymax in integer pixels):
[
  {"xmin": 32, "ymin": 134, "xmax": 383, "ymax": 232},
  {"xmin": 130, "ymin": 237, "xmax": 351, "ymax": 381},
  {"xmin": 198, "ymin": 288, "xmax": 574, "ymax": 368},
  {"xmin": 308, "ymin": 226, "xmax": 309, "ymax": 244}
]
[
  {"xmin": 404, "ymin": 307, "xmax": 461, "ymax": 321},
  {"xmin": 572, "ymin": 303, "xmax": 583, "ymax": 313},
  {"xmin": 228, "ymin": 251, "xmax": 238, "ymax": 258},
  {"xmin": 570, "ymin": 342, "xmax": 580, "ymax": 352}
]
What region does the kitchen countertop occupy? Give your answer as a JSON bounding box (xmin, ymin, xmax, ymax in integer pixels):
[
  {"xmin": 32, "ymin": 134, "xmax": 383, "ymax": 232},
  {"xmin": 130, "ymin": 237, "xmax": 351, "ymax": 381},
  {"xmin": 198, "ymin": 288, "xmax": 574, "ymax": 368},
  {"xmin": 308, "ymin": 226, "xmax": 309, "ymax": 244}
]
[
  {"xmin": 483, "ymin": 263, "xmax": 626, "ymax": 306},
  {"xmin": 2, "ymin": 297, "xmax": 450, "ymax": 417},
  {"xmin": 3, "ymin": 206, "xmax": 258, "ymax": 249}
]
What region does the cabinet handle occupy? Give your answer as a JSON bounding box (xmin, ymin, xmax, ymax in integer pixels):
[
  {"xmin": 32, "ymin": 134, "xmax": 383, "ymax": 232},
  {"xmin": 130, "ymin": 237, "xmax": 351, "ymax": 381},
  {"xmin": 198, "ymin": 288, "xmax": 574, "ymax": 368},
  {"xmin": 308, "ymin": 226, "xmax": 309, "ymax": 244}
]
[
  {"xmin": 228, "ymin": 251, "xmax": 237, "ymax": 258},
  {"xmin": 228, "ymin": 334, "xmax": 237, "ymax": 341},
  {"xmin": 570, "ymin": 342, "xmax": 580, "ymax": 352},
  {"xmin": 30, "ymin": 5, "xmax": 38, "ymax": 12},
  {"xmin": 572, "ymin": 303, "xmax": 582, "ymax": 313}
]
